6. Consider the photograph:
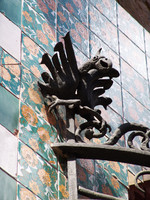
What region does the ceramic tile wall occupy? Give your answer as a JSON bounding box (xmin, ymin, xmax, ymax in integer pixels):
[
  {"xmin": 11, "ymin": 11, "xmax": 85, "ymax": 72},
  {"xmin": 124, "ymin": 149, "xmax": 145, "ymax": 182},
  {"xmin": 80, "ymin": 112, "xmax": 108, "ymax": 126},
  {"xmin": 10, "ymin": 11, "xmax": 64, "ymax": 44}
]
[
  {"xmin": 0, "ymin": 0, "xmax": 150, "ymax": 199},
  {"xmin": 0, "ymin": 13, "xmax": 21, "ymax": 61}
]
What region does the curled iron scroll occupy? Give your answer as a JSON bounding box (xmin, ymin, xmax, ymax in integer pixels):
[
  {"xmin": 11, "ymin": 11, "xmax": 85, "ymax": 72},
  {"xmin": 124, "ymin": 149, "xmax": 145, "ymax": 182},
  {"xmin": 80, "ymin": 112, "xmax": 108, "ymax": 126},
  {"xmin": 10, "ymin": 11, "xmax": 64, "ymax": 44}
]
[
  {"xmin": 105, "ymin": 123, "xmax": 150, "ymax": 151},
  {"xmin": 134, "ymin": 170, "xmax": 150, "ymax": 193}
]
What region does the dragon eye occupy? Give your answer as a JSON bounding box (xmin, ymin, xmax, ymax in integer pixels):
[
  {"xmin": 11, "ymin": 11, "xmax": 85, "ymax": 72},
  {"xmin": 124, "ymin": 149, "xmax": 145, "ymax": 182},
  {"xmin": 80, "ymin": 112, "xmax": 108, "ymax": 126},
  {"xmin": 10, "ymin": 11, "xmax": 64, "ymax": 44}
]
[{"xmin": 93, "ymin": 56, "xmax": 99, "ymax": 61}]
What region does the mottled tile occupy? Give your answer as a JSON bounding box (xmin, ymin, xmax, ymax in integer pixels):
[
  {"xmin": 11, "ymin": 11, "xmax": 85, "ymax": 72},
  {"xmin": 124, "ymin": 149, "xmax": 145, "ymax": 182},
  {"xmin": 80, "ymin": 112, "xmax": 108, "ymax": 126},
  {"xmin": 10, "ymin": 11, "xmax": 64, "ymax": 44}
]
[
  {"xmin": 58, "ymin": 172, "xmax": 69, "ymax": 199},
  {"xmin": 1, "ymin": 51, "xmax": 21, "ymax": 97},
  {"xmin": 118, "ymin": 4, "xmax": 144, "ymax": 51},
  {"xmin": 25, "ymin": 0, "xmax": 56, "ymax": 28},
  {"xmin": 0, "ymin": 169, "xmax": 17, "ymax": 200},
  {"xmin": 0, "ymin": 66, "xmax": 2, "ymax": 84},
  {"xmin": 119, "ymin": 31, "xmax": 147, "ymax": 79},
  {"xmin": 22, "ymin": 2, "xmax": 56, "ymax": 56},
  {"xmin": 144, "ymin": 29, "xmax": 150, "ymax": 58},
  {"xmin": 1, "ymin": 65, "xmax": 20, "ymax": 97},
  {"xmin": 102, "ymin": 160, "xmax": 128, "ymax": 186},
  {"xmin": 0, "ymin": 48, "xmax": 2, "ymax": 83},
  {"xmin": 128, "ymin": 164, "xmax": 142, "ymax": 178},
  {"xmin": 100, "ymin": 107, "xmax": 125, "ymax": 147},
  {"xmin": 18, "ymin": 141, "xmax": 58, "ymax": 200},
  {"xmin": 19, "ymin": 101, "xmax": 57, "ymax": 167},
  {"xmin": 0, "ymin": 13, "xmax": 21, "ymax": 61},
  {"xmin": 59, "ymin": 0, "xmax": 88, "ymax": 26},
  {"xmin": 146, "ymin": 56, "xmax": 150, "ymax": 85},
  {"xmin": 21, "ymin": 33, "xmax": 49, "ymax": 80},
  {"xmin": 17, "ymin": 183, "xmax": 40, "ymax": 200},
  {"xmin": 0, "ymin": 86, "xmax": 19, "ymax": 133},
  {"xmin": 0, "ymin": 0, "xmax": 21, "ymax": 26},
  {"xmin": 123, "ymin": 89, "xmax": 150, "ymax": 127},
  {"xmin": 105, "ymin": 81, "xmax": 123, "ymax": 116},
  {"xmin": 56, "ymin": 32, "xmax": 88, "ymax": 70},
  {"xmin": 21, "ymin": 66, "xmax": 47, "ymax": 121},
  {"xmin": 90, "ymin": 0, "xmax": 117, "ymax": 25},
  {"xmin": 77, "ymin": 159, "xmax": 95, "ymax": 191},
  {"xmin": 57, "ymin": 2, "xmax": 89, "ymax": 57},
  {"xmin": 89, "ymin": 4, "xmax": 118, "ymax": 54},
  {"xmin": 121, "ymin": 59, "xmax": 150, "ymax": 109},
  {"xmin": 74, "ymin": 46, "xmax": 89, "ymax": 68},
  {"xmin": 95, "ymin": 162, "xmax": 128, "ymax": 199},
  {"xmin": 0, "ymin": 124, "xmax": 18, "ymax": 177},
  {"xmin": 2, "ymin": 50, "xmax": 20, "ymax": 64}
]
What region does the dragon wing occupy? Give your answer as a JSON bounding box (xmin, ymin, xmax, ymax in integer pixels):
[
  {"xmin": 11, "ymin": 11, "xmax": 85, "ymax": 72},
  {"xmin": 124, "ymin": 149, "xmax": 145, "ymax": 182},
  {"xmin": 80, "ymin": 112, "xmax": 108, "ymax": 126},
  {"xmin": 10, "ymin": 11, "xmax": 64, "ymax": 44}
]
[
  {"xmin": 77, "ymin": 49, "xmax": 119, "ymax": 110},
  {"xmin": 38, "ymin": 32, "xmax": 79, "ymax": 100}
]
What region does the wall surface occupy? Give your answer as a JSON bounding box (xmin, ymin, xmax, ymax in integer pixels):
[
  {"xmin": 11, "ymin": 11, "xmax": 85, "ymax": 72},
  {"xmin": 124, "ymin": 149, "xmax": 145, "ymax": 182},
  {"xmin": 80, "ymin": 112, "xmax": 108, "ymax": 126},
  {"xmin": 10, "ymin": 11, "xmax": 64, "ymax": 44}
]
[
  {"xmin": 117, "ymin": 0, "xmax": 150, "ymax": 34},
  {"xmin": 0, "ymin": 0, "xmax": 150, "ymax": 199}
]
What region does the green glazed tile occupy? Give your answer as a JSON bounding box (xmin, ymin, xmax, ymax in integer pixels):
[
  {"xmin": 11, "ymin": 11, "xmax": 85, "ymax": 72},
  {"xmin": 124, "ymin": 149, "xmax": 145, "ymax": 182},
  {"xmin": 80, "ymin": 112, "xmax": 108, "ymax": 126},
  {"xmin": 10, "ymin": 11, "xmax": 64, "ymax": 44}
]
[
  {"xmin": 21, "ymin": 33, "xmax": 49, "ymax": 81},
  {"xmin": 101, "ymin": 160, "xmax": 128, "ymax": 187},
  {"xmin": 2, "ymin": 50, "xmax": 20, "ymax": 64},
  {"xmin": 1, "ymin": 51, "xmax": 21, "ymax": 97},
  {"xmin": 95, "ymin": 163, "xmax": 128, "ymax": 199},
  {"xmin": 0, "ymin": 48, "xmax": 2, "ymax": 83},
  {"xmin": 17, "ymin": 183, "xmax": 40, "ymax": 200},
  {"xmin": 0, "ymin": 169, "xmax": 17, "ymax": 200},
  {"xmin": 1, "ymin": 65, "xmax": 21, "ymax": 97},
  {"xmin": 0, "ymin": 86, "xmax": 19, "ymax": 133},
  {"xmin": 22, "ymin": 2, "xmax": 56, "ymax": 56},
  {"xmin": 18, "ymin": 141, "xmax": 58, "ymax": 200},
  {"xmin": 0, "ymin": 0, "xmax": 21, "ymax": 26},
  {"xmin": 0, "ymin": 66, "xmax": 1, "ymax": 82},
  {"xmin": 21, "ymin": 66, "xmax": 48, "ymax": 121},
  {"xmin": 58, "ymin": 172, "xmax": 69, "ymax": 199},
  {"xmin": 19, "ymin": 101, "xmax": 57, "ymax": 168},
  {"xmin": 25, "ymin": 0, "xmax": 56, "ymax": 28}
]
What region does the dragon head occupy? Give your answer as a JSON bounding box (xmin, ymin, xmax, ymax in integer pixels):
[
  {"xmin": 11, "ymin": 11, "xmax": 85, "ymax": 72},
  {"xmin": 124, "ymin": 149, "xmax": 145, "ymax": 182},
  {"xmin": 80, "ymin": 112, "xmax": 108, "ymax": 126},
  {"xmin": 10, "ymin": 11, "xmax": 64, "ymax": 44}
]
[{"xmin": 79, "ymin": 48, "xmax": 119, "ymax": 78}]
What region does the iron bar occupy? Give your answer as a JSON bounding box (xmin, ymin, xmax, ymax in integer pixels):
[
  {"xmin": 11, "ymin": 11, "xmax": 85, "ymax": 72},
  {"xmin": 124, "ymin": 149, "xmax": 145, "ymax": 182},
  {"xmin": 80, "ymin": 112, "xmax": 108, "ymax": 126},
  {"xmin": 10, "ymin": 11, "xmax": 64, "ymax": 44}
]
[
  {"xmin": 51, "ymin": 142, "xmax": 150, "ymax": 167},
  {"xmin": 66, "ymin": 108, "xmax": 78, "ymax": 199},
  {"xmin": 78, "ymin": 186, "xmax": 125, "ymax": 200}
]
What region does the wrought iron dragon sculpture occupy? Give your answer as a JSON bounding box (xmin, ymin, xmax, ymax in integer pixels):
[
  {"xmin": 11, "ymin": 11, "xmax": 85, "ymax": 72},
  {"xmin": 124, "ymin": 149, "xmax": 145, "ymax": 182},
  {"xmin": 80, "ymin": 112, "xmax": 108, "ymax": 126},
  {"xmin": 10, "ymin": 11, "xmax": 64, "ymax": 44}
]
[
  {"xmin": 38, "ymin": 32, "xmax": 150, "ymax": 197},
  {"xmin": 38, "ymin": 32, "xmax": 150, "ymax": 149}
]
